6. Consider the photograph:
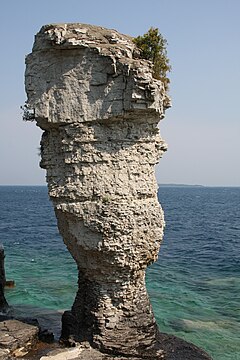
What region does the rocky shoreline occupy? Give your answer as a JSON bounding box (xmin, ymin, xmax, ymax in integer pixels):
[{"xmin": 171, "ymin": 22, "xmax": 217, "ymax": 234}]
[{"xmin": 0, "ymin": 314, "xmax": 212, "ymax": 359}]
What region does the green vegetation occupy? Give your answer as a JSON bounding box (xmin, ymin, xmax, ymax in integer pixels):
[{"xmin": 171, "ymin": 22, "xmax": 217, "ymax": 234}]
[
  {"xmin": 133, "ymin": 27, "xmax": 171, "ymax": 90},
  {"xmin": 102, "ymin": 195, "xmax": 112, "ymax": 203}
]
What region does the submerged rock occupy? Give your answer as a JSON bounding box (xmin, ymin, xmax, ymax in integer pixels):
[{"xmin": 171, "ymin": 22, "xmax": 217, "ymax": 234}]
[{"xmin": 24, "ymin": 23, "xmax": 211, "ymax": 359}]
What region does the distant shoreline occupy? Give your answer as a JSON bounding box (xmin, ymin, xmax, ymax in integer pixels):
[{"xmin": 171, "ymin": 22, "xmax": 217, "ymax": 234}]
[
  {"xmin": 159, "ymin": 184, "xmax": 240, "ymax": 188},
  {"xmin": 159, "ymin": 183, "xmax": 204, "ymax": 188}
]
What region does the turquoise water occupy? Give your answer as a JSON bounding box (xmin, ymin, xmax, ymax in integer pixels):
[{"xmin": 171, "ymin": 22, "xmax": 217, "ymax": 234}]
[{"xmin": 0, "ymin": 186, "xmax": 239, "ymax": 359}]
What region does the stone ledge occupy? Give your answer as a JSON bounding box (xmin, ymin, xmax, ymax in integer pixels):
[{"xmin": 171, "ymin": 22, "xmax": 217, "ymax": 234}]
[{"xmin": 0, "ymin": 319, "xmax": 39, "ymax": 359}]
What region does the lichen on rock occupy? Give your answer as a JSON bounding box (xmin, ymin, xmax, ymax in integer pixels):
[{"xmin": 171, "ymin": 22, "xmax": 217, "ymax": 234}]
[{"xmin": 25, "ymin": 23, "xmax": 176, "ymax": 358}]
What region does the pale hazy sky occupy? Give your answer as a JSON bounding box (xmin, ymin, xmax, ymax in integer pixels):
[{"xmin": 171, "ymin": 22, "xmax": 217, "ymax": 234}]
[{"xmin": 0, "ymin": 0, "xmax": 239, "ymax": 186}]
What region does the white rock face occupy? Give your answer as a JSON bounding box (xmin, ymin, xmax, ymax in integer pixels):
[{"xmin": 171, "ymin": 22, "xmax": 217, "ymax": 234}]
[{"xmin": 25, "ymin": 23, "xmax": 171, "ymax": 358}]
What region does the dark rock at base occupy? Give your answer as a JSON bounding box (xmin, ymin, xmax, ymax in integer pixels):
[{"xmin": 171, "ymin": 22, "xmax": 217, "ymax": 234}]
[
  {"xmin": 60, "ymin": 310, "xmax": 80, "ymax": 346},
  {"xmin": 59, "ymin": 309, "xmax": 212, "ymax": 359},
  {"xmin": 95, "ymin": 332, "xmax": 212, "ymax": 359},
  {"xmin": 39, "ymin": 329, "xmax": 54, "ymax": 344},
  {"xmin": 44, "ymin": 332, "xmax": 212, "ymax": 360},
  {"xmin": 155, "ymin": 332, "xmax": 213, "ymax": 360},
  {"xmin": 38, "ymin": 333, "xmax": 213, "ymax": 360}
]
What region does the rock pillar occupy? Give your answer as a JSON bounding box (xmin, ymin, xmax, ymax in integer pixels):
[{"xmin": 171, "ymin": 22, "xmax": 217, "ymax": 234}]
[
  {"xmin": 0, "ymin": 245, "xmax": 8, "ymax": 312},
  {"xmin": 25, "ymin": 24, "xmax": 171, "ymax": 357}
]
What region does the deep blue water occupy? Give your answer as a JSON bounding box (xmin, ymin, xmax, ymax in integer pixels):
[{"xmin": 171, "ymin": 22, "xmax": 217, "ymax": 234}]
[{"xmin": 0, "ymin": 186, "xmax": 239, "ymax": 360}]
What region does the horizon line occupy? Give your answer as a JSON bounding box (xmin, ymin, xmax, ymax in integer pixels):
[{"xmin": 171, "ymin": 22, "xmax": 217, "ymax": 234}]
[{"xmin": 0, "ymin": 183, "xmax": 239, "ymax": 188}]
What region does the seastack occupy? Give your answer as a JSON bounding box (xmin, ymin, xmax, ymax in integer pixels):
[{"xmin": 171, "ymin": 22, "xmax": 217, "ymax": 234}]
[{"xmin": 24, "ymin": 24, "xmax": 211, "ymax": 359}]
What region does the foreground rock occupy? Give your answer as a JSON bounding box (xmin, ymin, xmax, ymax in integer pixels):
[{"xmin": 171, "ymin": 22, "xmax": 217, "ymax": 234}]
[
  {"xmin": 0, "ymin": 319, "xmax": 38, "ymax": 358},
  {"xmin": 24, "ymin": 23, "xmax": 211, "ymax": 359}
]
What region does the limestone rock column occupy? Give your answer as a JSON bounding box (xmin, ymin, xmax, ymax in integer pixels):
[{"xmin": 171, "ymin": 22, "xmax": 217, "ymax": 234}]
[{"xmin": 25, "ymin": 23, "xmax": 171, "ymax": 357}]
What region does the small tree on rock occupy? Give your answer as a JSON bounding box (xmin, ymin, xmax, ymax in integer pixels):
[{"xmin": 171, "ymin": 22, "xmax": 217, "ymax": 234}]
[{"xmin": 133, "ymin": 27, "xmax": 171, "ymax": 90}]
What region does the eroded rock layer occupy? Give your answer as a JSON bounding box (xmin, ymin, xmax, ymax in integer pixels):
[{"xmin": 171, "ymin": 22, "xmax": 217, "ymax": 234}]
[{"xmin": 25, "ymin": 23, "xmax": 171, "ymax": 357}]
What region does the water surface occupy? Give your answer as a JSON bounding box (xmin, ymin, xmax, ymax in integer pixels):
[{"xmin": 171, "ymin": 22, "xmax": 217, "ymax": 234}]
[{"xmin": 0, "ymin": 186, "xmax": 239, "ymax": 359}]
